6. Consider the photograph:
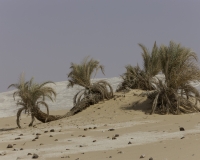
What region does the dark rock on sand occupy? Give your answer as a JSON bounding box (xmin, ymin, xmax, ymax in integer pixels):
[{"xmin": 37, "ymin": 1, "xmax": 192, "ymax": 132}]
[
  {"xmin": 108, "ymin": 129, "xmax": 115, "ymax": 131},
  {"xmin": 32, "ymin": 153, "xmax": 39, "ymax": 159},
  {"xmin": 180, "ymin": 127, "xmax": 185, "ymax": 131},
  {"xmin": 7, "ymin": 144, "xmax": 13, "ymax": 148}
]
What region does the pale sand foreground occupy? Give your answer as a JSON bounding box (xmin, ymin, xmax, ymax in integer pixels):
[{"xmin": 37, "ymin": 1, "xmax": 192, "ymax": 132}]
[{"xmin": 1, "ymin": 90, "xmax": 200, "ymax": 160}]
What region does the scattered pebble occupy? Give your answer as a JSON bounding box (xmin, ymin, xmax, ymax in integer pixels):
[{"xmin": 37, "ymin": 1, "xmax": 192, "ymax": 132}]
[
  {"xmin": 128, "ymin": 141, "xmax": 132, "ymax": 144},
  {"xmin": 15, "ymin": 137, "xmax": 20, "ymax": 140},
  {"xmin": 180, "ymin": 127, "xmax": 185, "ymax": 131},
  {"xmin": 108, "ymin": 129, "xmax": 115, "ymax": 131},
  {"xmin": 27, "ymin": 153, "xmax": 32, "ymax": 155},
  {"xmin": 149, "ymin": 157, "xmax": 153, "ymax": 160},
  {"xmin": 0, "ymin": 151, "xmax": 6, "ymax": 156},
  {"xmin": 32, "ymin": 153, "xmax": 39, "ymax": 159},
  {"xmin": 61, "ymin": 156, "xmax": 70, "ymax": 158},
  {"xmin": 7, "ymin": 144, "xmax": 13, "ymax": 148},
  {"xmin": 140, "ymin": 154, "xmax": 145, "ymax": 158},
  {"xmin": 50, "ymin": 129, "xmax": 55, "ymax": 132},
  {"xmin": 115, "ymin": 134, "xmax": 119, "ymax": 137}
]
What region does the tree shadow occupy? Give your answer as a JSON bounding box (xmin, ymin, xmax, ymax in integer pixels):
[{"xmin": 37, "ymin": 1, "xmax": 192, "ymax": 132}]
[
  {"xmin": 0, "ymin": 127, "xmax": 18, "ymax": 132},
  {"xmin": 120, "ymin": 97, "xmax": 152, "ymax": 114}
]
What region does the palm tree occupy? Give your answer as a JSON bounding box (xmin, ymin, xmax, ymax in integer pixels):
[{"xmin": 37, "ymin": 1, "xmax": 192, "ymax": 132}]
[
  {"xmin": 149, "ymin": 41, "xmax": 200, "ymax": 114},
  {"xmin": 116, "ymin": 65, "xmax": 149, "ymax": 92},
  {"xmin": 8, "ymin": 74, "xmax": 57, "ymax": 128},
  {"xmin": 117, "ymin": 42, "xmax": 160, "ymax": 91},
  {"xmin": 67, "ymin": 56, "xmax": 113, "ymax": 111},
  {"xmin": 139, "ymin": 41, "xmax": 160, "ymax": 78}
]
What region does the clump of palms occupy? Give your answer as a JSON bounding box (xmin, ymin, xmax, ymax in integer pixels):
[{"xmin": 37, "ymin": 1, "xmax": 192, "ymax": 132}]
[
  {"xmin": 149, "ymin": 41, "xmax": 200, "ymax": 114},
  {"xmin": 8, "ymin": 74, "xmax": 57, "ymax": 128},
  {"xmin": 67, "ymin": 56, "xmax": 113, "ymax": 113},
  {"xmin": 117, "ymin": 42, "xmax": 160, "ymax": 92},
  {"xmin": 116, "ymin": 65, "xmax": 150, "ymax": 92}
]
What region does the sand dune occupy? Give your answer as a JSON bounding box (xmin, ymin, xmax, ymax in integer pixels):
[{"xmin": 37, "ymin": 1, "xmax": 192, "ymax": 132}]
[
  {"xmin": 0, "ymin": 77, "xmax": 122, "ymax": 118},
  {"xmin": 0, "ymin": 89, "xmax": 200, "ymax": 160}
]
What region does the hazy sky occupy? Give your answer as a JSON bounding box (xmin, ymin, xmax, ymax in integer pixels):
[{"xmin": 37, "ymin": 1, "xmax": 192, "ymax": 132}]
[{"xmin": 0, "ymin": 0, "xmax": 200, "ymax": 92}]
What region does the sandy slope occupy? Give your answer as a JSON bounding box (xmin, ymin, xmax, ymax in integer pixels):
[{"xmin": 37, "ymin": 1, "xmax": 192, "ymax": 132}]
[
  {"xmin": 1, "ymin": 89, "xmax": 200, "ymax": 160},
  {"xmin": 0, "ymin": 77, "xmax": 122, "ymax": 118}
]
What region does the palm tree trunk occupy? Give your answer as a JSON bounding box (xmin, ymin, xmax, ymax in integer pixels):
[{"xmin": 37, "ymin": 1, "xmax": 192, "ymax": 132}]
[
  {"xmin": 31, "ymin": 94, "xmax": 108, "ymax": 124},
  {"xmin": 31, "ymin": 107, "xmax": 73, "ymax": 123},
  {"xmin": 32, "ymin": 99, "xmax": 91, "ymax": 123}
]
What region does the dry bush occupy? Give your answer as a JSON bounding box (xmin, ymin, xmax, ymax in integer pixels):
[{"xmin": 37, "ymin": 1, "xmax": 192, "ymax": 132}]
[
  {"xmin": 117, "ymin": 42, "xmax": 160, "ymax": 92},
  {"xmin": 116, "ymin": 65, "xmax": 154, "ymax": 92}
]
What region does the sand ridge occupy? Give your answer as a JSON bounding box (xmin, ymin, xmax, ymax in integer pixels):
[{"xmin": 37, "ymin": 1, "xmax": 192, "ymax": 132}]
[{"xmin": 0, "ymin": 89, "xmax": 200, "ymax": 160}]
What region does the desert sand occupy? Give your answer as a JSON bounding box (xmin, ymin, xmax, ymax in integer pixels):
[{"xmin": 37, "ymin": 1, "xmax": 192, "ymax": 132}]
[{"xmin": 1, "ymin": 89, "xmax": 200, "ymax": 160}]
